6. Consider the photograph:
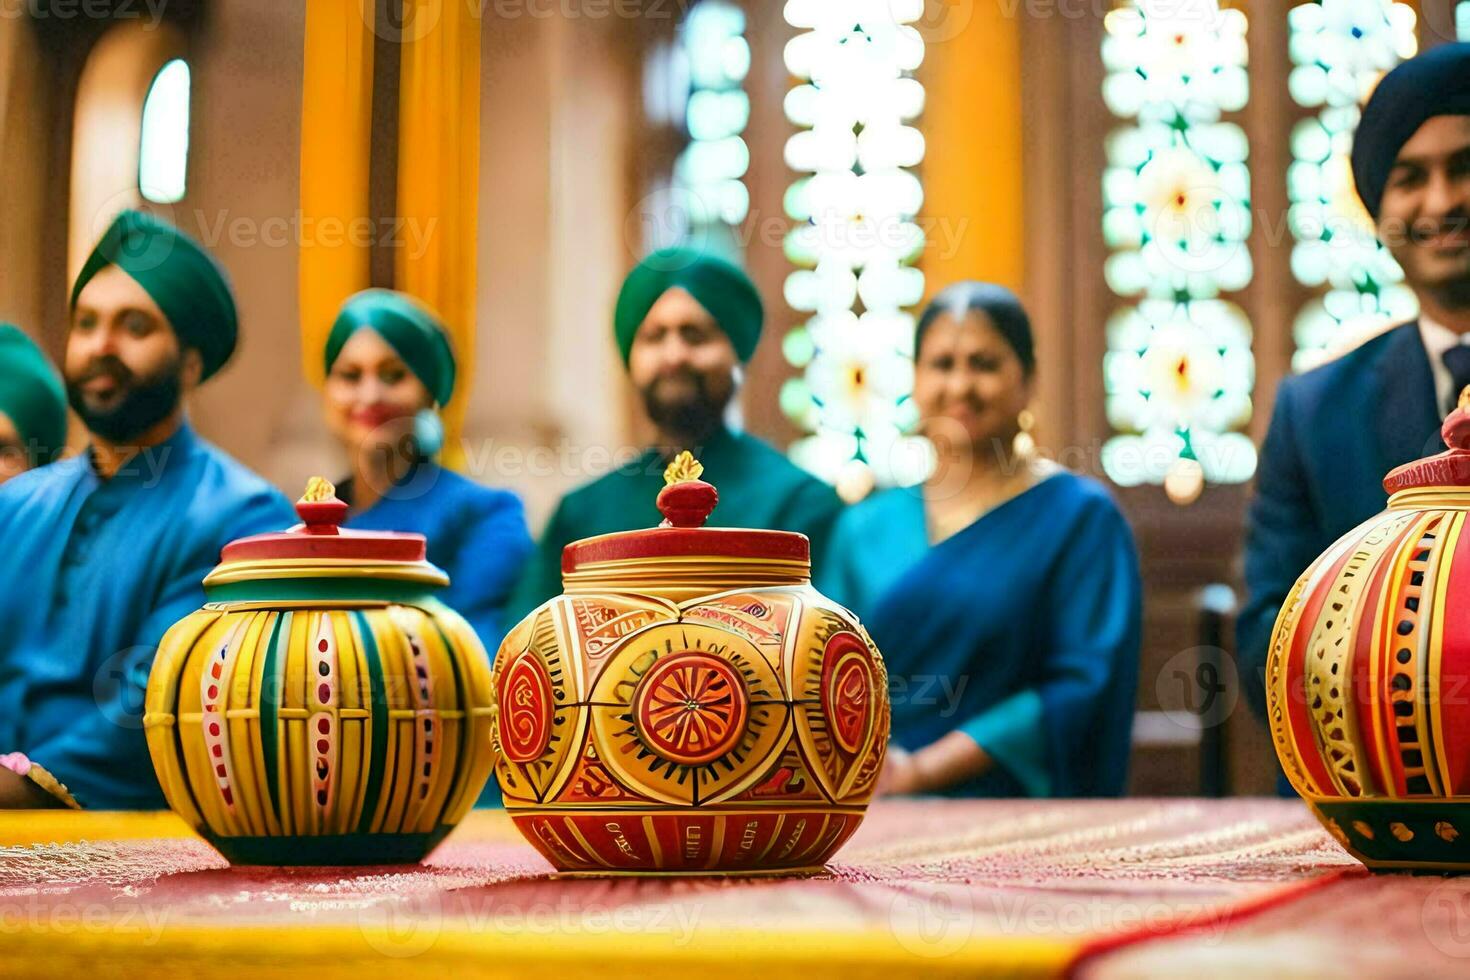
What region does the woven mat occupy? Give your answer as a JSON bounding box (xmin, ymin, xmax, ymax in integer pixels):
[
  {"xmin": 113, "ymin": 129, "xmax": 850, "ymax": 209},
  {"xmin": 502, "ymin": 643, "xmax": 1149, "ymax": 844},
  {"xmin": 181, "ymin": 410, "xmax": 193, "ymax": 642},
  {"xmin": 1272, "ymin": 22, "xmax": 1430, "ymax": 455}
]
[{"xmin": 0, "ymin": 799, "xmax": 1357, "ymax": 978}]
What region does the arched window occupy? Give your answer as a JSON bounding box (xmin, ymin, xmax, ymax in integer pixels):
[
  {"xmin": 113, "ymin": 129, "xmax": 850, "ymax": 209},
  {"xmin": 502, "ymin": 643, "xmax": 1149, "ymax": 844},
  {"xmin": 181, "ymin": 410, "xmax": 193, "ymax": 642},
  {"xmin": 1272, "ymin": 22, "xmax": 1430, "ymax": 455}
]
[
  {"xmin": 138, "ymin": 58, "xmax": 191, "ymax": 205},
  {"xmin": 68, "ymin": 19, "xmax": 185, "ymax": 276}
]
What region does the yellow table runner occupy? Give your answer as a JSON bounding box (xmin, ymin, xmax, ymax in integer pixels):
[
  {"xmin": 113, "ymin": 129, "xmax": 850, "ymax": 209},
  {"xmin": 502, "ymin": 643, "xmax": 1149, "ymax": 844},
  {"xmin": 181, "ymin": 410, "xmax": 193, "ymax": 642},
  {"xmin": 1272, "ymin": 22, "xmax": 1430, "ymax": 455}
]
[{"xmin": 0, "ymin": 800, "xmax": 1353, "ymax": 978}]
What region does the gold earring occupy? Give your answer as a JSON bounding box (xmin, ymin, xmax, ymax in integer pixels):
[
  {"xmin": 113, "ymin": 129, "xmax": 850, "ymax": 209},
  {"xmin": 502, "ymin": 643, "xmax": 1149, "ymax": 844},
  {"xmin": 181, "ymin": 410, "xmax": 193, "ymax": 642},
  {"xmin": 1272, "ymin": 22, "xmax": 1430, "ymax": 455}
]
[{"xmin": 1013, "ymin": 408, "xmax": 1036, "ymax": 461}]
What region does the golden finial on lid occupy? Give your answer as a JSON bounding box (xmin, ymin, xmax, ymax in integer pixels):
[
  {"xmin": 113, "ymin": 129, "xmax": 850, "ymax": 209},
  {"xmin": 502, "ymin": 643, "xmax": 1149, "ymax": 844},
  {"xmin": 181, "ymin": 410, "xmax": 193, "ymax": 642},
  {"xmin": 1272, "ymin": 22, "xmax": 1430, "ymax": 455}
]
[
  {"xmin": 663, "ymin": 451, "xmax": 704, "ymax": 486},
  {"xmin": 295, "ymin": 477, "xmax": 347, "ymax": 530},
  {"xmin": 301, "ymin": 476, "xmax": 337, "ymax": 503},
  {"xmin": 1458, "ymin": 385, "xmax": 1470, "ymax": 412}
]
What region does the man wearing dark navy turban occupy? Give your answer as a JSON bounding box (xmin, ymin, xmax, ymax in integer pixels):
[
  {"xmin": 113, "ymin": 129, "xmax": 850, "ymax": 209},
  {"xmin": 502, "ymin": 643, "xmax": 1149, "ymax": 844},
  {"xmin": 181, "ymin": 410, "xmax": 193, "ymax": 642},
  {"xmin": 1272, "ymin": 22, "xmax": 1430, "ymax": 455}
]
[
  {"xmin": 508, "ymin": 246, "xmax": 843, "ymax": 619},
  {"xmin": 0, "ymin": 209, "xmax": 292, "ymax": 809},
  {"xmin": 1241, "ymin": 44, "xmax": 1470, "ymax": 745}
]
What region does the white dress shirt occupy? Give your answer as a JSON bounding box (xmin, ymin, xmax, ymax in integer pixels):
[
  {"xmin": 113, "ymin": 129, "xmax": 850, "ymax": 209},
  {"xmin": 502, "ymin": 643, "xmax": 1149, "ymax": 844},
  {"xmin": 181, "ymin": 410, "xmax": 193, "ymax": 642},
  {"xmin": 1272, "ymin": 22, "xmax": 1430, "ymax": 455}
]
[{"xmin": 1419, "ymin": 314, "xmax": 1470, "ymax": 416}]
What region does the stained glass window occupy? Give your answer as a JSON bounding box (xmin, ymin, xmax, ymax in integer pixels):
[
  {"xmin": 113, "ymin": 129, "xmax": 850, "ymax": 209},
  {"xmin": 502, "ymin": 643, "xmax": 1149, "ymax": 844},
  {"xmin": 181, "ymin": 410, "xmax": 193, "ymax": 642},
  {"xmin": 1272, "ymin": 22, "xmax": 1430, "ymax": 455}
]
[
  {"xmin": 673, "ymin": 1, "xmax": 750, "ymax": 255},
  {"xmin": 781, "ymin": 0, "xmax": 928, "ymax": 500},
  {"xmin": 138, "ymin": 59, "xmax": 190, "ymax": 205},
  {"xmin": 1287, "ymin": 0, "xmax": 1417, "ymax": 372},
  {"xmin": 640, "ymin": 2, "xmax": 749, "ymax": 256},
  {"xmin": 1100, "ymin": 0, "xmax": 1257, "ymax": 494}
]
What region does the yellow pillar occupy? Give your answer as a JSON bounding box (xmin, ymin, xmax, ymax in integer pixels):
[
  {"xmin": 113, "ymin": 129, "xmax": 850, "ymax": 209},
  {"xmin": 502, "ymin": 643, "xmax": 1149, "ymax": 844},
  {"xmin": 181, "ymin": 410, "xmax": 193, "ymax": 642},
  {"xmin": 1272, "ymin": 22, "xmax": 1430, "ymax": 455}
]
[
  {"xmin": 298, "ymin": 0, "xmax": 375, "ymax": 387},
  {"xmin": 395, "ymin": 0, "xmax": 481, "ymax": 470},
  {"xmin": 917, "ymin": 1, "xmax": 1025, "ymax": 296}
]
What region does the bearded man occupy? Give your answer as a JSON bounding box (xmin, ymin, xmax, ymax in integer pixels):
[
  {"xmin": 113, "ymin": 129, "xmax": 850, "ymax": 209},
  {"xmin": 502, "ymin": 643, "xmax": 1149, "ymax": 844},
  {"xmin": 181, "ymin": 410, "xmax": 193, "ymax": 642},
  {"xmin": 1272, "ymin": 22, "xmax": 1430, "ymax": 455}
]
[
  {"xmin": 0, "ymin": 209, "xmax": 292, "ymax": 808},
  {"xmin": 508, "ymin": 246, "xmax": 843, "ymax": 620}
]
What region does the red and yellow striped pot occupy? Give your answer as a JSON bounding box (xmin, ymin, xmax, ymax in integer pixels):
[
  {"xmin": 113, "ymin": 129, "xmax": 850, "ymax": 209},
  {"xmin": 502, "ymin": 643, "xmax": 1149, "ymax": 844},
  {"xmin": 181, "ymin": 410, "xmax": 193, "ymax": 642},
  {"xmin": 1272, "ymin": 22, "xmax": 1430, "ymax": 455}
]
[
  {"xmin": 492, "ymin": 453, "xmax": 890, "ymax": 875},
  {"xmin": 1268, "ymin": 401, "xmax": 1470, "ymax": 870},
  {"xmin": 143, "ymin": 479, "xmax": 497, "ymax": 865}
]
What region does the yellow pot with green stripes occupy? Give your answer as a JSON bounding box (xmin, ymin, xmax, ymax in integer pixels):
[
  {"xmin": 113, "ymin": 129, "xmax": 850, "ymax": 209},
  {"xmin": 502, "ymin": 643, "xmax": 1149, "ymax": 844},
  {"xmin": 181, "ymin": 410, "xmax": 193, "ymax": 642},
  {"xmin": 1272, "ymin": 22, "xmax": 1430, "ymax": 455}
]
[{"xmin": 143, "ymin": 478, "xmax": 497, "ymax": 865}]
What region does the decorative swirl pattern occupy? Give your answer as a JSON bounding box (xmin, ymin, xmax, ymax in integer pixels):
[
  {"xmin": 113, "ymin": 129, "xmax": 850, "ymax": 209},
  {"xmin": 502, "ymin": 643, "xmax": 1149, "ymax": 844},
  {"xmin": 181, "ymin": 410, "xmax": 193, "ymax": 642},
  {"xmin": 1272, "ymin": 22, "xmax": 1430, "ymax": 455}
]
[
  {"xmin": 822, "ymin": 640, "xmax": 874, "ymax": 756},
  {"xmin": 498, "ymin": 651, "xmax": 554, "ymax": 765}
]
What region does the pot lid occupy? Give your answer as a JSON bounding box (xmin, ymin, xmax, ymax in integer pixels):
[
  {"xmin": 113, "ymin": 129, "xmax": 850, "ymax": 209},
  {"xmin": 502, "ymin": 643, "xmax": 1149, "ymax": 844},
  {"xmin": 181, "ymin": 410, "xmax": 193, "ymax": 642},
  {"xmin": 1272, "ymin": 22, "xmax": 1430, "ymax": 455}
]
[
  {"xmin": 561, "ymin": 452, "xmax": 810, "ymax": 573},
  {"xmin": 203, "ymin": 477, "xmax": 448, "ymax": 590},
  {"xmin": 1384, "ymin": 387, "xmax": 1470, "ymax": 496}
]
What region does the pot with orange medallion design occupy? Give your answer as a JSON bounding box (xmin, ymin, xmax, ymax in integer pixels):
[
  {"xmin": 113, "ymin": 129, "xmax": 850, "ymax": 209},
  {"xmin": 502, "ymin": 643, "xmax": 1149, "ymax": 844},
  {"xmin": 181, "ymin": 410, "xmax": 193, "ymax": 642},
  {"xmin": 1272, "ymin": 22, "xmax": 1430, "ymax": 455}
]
[
  {"xmin": 492, "ymin": 452, "xmax": 890, "ymax": 875},
  {"xmin": 1269, "ymin": 388, "xmax": 1470, "ymax": 870},
  {"xmin": 142, "ymin": 478, "xmax": 498, "ymax": 865}
]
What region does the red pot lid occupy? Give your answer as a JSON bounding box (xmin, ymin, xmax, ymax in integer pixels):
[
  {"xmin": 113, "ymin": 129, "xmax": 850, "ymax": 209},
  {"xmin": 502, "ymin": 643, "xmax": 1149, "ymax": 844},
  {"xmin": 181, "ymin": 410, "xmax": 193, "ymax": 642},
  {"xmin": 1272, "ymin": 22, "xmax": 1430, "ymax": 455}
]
[
  {"xmin": 561, "ymin": 452, "xmax": 810, "ymax": 573},
  {"xmin": 1384, "ymin": 388, "xmax": 1470, "ymax": 494},
  {"xmin": 221, "ymin": 477, "xmax": 429, "ymax": 565}
]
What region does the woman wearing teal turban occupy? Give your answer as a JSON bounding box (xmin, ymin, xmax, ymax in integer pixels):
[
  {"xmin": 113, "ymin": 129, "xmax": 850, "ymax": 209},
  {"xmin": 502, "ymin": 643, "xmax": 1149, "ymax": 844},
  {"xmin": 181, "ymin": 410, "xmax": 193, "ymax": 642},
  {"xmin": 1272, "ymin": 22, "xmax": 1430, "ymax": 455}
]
[
  {"xmin": 321, "ymin": 288, "xmax": 532, "ymax": 651},
  {"xmin": 0, "ymin": 324, "xmax": 68, "ymax": 484}
]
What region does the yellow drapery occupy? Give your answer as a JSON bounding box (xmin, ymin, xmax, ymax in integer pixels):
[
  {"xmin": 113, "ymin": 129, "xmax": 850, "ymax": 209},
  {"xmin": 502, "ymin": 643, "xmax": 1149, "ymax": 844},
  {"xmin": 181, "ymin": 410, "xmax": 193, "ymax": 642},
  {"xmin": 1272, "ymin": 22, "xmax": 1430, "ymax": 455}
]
[
  {"xmin": 298, "ymin": 0, "xmax": 375, "ymax": 388},
  {"xmin": 395, "ymin": 0, "xmax": 481, "ymax": 470},
  {"xmin": 917, "ymin": 1, "xmax": 1024, "ymax": 297}
]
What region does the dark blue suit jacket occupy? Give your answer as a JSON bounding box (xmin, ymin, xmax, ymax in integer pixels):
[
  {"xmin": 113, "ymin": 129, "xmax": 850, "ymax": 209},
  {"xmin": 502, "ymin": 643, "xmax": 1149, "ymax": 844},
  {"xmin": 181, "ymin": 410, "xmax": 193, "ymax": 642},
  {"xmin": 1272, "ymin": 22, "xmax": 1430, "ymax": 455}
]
[{"xmin": 1240, "ymin": 322, "xmax": 1442, "ymax": 719}]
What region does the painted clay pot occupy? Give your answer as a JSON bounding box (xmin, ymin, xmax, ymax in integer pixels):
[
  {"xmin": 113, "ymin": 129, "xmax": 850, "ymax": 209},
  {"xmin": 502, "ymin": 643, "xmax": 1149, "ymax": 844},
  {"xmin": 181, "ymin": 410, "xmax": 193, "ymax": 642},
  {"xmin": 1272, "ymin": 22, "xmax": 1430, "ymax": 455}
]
[
  {"xmin": 143, "ymin": 478, "xmax": 497, "ymax": 865},
  {"xmin": 1268, "ymin": 393, "xmax": 1470, "ymax": 870},
  {"xmin": 492, "ymin": 452, "xmax": 890, "ymax": 875}
]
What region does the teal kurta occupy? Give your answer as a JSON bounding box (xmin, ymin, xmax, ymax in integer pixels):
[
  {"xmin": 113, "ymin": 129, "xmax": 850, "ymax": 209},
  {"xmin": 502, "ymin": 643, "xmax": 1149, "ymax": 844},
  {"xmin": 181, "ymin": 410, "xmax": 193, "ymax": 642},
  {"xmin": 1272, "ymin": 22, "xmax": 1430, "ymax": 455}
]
[
  {"xmin": 0, "ymin": 423, "xmax": 293, "ymax": 808},
  {"xmin": 819, "ymin": 472, "xmax": 1142, "ymax": 797},
  {"xmin": 508, "ymin": 425, "xmax": 843, "ymax": 624}
]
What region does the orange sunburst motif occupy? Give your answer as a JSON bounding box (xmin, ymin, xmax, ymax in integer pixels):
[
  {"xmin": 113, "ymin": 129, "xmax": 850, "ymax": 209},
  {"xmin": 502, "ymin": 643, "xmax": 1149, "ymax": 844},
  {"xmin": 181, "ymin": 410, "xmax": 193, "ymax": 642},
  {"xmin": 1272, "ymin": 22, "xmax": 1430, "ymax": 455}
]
[{"xmin": 633, "ymin": 653, "xmax": 749, "ymax": 766}]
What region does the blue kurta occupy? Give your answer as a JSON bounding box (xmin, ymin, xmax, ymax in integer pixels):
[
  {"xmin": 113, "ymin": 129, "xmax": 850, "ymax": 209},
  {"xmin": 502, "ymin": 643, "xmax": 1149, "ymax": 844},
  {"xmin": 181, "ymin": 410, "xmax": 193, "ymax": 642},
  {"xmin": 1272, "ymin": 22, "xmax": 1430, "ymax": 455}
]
[
  {"xmin": 819, "ymin": 471, "xmax": 1142, "ymax": 797},
  {"xmin": 339, "ymin": 461, "xmax": 532, "ymax": 653},
  {"xmin": 0, "ymin": 423, "xmax": 293, "ymax": 808}
]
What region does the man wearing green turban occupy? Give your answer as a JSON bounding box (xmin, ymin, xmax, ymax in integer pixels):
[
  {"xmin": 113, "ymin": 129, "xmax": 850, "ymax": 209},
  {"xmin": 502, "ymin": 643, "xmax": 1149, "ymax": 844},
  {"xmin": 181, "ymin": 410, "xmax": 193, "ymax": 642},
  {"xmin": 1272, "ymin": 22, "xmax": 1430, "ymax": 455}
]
[
  {"xmin": 508, "ymin": 246, "xmax": 843, "ymax": 620},
  {"xmin": 0, "ymin": 209, "xmax": 293, "ymax": 810},
  {"xmin": 0, "ymin": 324, "xmax": 68, "ymax": 484},
  {"xmin": 71, "ymin": 208, "xmax": 240, "ymax": 382}
]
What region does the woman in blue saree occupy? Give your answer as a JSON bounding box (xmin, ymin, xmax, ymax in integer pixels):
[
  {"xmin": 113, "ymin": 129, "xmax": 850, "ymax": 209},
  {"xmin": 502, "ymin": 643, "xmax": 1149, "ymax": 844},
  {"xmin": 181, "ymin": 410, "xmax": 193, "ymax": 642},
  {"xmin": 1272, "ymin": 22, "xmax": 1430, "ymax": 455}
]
[
  {"xmin": 321, "ymin": 289, "xmax": 532, "ymax": 652},
  {"xmin": 821, "ymin": 282, "xmax": 1141, "ymax": 798}
]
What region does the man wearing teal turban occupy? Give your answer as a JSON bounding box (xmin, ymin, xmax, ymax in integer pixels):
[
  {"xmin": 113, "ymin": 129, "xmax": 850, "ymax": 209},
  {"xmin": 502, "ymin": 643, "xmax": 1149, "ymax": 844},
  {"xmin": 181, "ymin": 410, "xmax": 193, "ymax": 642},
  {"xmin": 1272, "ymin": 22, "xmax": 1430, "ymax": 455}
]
[
  {"xmin": 0, "ymin": 209, "xmax": 293, "ymax": 810},
  {"xmin": 508, "ymin": 246, "xmax": 843, "ymax": 619},
  {"xmin": 0, "ymin": 324, "xmax": 68, "ymax": 483}
]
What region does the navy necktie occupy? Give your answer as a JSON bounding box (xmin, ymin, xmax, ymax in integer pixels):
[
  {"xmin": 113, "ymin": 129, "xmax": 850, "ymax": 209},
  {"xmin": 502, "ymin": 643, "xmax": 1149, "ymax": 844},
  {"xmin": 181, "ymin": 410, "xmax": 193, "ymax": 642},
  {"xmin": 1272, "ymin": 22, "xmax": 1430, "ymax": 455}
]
[{"xmin": 1444, "ymin": 345, "xmax": 1470, "ymax": 415}]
